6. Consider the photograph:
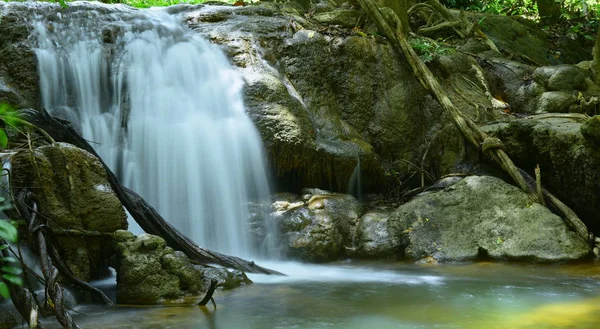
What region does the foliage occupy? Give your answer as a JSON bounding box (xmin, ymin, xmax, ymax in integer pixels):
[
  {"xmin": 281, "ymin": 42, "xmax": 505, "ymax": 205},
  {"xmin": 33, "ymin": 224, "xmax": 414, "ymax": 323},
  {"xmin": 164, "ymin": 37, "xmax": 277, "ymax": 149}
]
[
  {"xmin": 409, "ymin": 37, "xmax": 454, "ymax": 63},
  {"xmin": 442, "ymin": 0, "xmax": 600, "ymax": 19},
  {"xmin": 0, "ymin": 102, "xmax": 22, "ymax": 300}
]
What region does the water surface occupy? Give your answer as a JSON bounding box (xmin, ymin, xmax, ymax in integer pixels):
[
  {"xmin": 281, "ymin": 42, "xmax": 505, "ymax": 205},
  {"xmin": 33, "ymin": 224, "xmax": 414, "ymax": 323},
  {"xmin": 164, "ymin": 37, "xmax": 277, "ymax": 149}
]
[{"xmin": 54, "ymin": 261, "xmax": 600, "ymax": 329}]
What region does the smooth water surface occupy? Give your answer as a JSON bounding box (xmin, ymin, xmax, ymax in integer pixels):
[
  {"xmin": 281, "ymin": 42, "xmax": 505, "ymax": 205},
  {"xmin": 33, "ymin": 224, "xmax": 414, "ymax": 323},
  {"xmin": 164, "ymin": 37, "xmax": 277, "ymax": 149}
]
[{"xmin": 55, "ymin": 262, "xmax": 600, "ymax": 329}]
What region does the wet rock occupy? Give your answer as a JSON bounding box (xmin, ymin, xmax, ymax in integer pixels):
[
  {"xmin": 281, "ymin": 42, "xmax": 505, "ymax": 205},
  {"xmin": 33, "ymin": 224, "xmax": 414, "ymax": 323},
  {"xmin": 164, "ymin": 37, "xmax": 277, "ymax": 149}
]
[
  {"xmin": 10, "ymin": 143, "xmax": 127, "ymax": 281},
  {"xmin": 274, "ymin": 192, "xmax": 361, "ymax": 262},
  {"xmin": 394, "ymin": 176, "xmax": 589, "ymax": 262},
  {"xmin": 354, "ymin": 209, "xmax": 399, "ymax": 258},
  {"xmin": 113, "ymin": 231, "xmax": 211, "ymax": 304},
  {"xmin": 203, "ymin": 268, "xmax": 252, "ymax": 290}
]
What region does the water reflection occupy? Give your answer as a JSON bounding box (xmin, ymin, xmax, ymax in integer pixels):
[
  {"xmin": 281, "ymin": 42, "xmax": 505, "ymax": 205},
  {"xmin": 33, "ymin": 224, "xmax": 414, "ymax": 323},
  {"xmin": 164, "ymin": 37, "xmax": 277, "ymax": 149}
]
[{"xmin": 43, "ymin": 262, "xmax": 600, "ymax": 329}]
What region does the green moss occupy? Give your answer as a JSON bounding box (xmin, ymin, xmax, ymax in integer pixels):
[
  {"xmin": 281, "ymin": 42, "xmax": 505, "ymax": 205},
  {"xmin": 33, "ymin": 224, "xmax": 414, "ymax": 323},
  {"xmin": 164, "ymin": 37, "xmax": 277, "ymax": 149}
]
[{"xmin": 581, "ymin": 115, "xmax": 600, "ymax": 144}]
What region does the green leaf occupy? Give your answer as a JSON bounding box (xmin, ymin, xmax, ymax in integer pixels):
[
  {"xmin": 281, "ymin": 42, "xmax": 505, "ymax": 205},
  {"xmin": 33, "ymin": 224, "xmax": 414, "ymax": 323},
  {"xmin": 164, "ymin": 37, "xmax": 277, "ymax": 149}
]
[
  {"xmin": 0, "ymin": 282, "xmax": 9, "ymax": 299},
  {"xmin": 2, "ymin": 112, "xmax": 21, "ymax": 127},
  {"xmin": 1, "ymin": 257, "xmax": 17, "ymax": 263},
  {"xmin": 0, "ymin": 130, "xmax": 7, "ymax": 149},
  {"xmin": 1, "ymin": 266, "xmax": 22, "ymax": 275},
  {"xmin": 0, "ymin": 221, "xmax": 18, "ymax": 243},
  {"xmin": 0, "ymin": 103, "xmax": 9, "ymax": 115},
  {"xmin": 2, "ymin": 274, "xmax": 23, "ymax": 286},
  {"xmin": 0, "ymin": 245, "xmax": 7, "ymax": 251}
]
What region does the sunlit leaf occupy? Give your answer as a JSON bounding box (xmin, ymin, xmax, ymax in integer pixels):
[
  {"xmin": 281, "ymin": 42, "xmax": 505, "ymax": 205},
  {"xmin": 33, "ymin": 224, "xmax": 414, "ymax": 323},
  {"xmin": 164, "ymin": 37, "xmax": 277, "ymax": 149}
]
[
  {"xmin": 2, "ymin": 112, "xmax": 21, "ymax": 127},
  {"xmin": 0, "ymin": 282, "xmax": 9, "ymax": 299},
  {"xmin": 0, "ymin": 130, "xmax": 7, "ymax": 149}
]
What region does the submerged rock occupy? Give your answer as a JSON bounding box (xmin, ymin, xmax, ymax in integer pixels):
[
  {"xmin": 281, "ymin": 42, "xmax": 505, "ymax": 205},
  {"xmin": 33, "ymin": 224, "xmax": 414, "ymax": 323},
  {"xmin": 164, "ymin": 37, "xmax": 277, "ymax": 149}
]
[{"xmin": 10, "ymin": 143, "xmax": 127, "ymax": 281}]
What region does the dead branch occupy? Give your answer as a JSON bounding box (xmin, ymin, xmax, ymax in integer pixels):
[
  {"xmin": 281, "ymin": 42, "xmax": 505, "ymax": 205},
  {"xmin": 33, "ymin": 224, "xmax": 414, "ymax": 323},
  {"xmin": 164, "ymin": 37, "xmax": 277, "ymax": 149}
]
[{"xmin": 197, "ymin": 279, "xmax": 218, "ymax": 307}]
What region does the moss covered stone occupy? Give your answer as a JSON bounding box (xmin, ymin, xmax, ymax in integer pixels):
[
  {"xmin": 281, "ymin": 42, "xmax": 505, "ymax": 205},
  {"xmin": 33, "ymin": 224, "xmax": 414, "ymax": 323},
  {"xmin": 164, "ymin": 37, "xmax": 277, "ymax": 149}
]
[
  {"xmin": 114, "ymin": 231, "xmax": 213, "ymax": 305},
  {"xmin": 10, "ymin": 143, "xmax": 127, "ymax": 281},
  {"xmin": 581, "ymin": 115, "xmax": 600, "ymax": 144}
]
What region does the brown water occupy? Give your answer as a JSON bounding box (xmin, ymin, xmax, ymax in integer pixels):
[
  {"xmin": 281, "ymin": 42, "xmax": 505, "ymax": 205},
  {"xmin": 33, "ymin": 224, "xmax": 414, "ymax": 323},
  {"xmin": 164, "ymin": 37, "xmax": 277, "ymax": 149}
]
[{"xmin": 46, "ymin": 261, "xmax": 600, "ymax": 329}]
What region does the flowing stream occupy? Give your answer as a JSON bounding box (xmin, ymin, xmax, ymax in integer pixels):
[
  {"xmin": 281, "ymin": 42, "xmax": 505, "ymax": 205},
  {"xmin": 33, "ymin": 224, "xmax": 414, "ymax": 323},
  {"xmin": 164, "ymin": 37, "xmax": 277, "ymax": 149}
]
[
  {"xmin": 55, "ymin": 261, "xmax": 600, "ymax": 329},
  {"xmin": 32, "ymin": 3, "xmax": 271, "ymax": 257},
  {"xmin": 11, "ymin": 3, "xmax": 600, "ymax": 329}
]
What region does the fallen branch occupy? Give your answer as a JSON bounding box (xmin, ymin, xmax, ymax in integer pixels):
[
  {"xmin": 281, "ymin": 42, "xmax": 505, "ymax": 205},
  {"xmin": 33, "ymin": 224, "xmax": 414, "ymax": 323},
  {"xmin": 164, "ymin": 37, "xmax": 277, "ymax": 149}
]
[
  {"xmin": 197, "ymin": 279, "xmax": 218, "ymax": 307},
  {"xmin": 18, "ymin": 108, "xmax": 282, "ymax": 275},
  {"xmin": 355, "ymin": 0, "xmax": 589, "ymax": 241}
]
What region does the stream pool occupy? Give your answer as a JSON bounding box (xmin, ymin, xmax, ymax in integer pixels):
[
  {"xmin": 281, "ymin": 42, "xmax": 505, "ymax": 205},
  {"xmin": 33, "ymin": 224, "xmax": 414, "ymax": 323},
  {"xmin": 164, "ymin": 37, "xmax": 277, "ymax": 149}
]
[{"xmin": 49, "ymin": 261, "xmax": 600, "ymax": 329}]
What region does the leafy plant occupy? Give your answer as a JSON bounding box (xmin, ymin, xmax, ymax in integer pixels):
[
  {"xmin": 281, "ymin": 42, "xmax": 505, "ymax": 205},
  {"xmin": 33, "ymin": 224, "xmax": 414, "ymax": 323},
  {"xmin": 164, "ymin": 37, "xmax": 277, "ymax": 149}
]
[
  {"xmin": 0, "ymin": 219, "xmax": 21, "ymax": 300},
  {"xmin": 0, "ymin": 102, "xmax": 22, "ymax": 300},
  {"xmin": 409, "ymin": 37, "xmax": 454, "ymax": 63}
]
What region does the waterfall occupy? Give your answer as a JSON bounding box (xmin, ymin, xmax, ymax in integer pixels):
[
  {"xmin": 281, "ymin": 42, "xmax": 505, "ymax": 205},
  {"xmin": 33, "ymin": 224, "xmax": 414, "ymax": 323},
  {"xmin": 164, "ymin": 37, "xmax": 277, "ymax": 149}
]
[{"xmin": 33, "ymin": 3, "xmax": 272, "ymax": 258}]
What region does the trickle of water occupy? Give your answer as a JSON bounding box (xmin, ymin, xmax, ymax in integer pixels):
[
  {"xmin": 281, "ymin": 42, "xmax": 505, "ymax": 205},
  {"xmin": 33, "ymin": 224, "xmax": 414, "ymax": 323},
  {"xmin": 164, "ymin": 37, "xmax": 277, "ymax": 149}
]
[
  {"xmin": 33, "ymin": 3, "xmax": 272, "ymax": 257},
  {"xmin": 347, "ymin": 154, "xmax": 362, "ymax": 201}
]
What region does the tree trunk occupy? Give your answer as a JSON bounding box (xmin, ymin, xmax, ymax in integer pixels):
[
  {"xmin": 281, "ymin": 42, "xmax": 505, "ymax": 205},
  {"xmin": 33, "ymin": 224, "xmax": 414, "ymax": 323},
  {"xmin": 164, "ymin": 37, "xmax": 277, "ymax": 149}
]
[
  {"xmin": 593, "ymin": 26, "xmax": 600, "ymax": 84},
  {"xmin": 537, "ymin": 0, "xmax": 561, "ymax": 25}
]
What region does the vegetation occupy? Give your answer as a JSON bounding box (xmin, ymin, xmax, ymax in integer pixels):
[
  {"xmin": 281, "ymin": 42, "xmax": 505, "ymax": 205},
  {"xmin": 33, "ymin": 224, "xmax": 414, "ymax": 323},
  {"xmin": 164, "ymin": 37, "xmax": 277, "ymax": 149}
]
[{"xmin": 0, "ymin": 103, "xmax": 22, "ymax": 300}]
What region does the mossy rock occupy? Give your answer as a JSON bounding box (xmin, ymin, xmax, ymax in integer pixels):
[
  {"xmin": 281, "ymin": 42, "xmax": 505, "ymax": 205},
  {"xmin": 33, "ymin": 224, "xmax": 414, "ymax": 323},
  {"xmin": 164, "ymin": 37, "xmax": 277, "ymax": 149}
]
[
  {"xmin": 113, "ymin": 231, "xmax": 213, "ymax": 304},
  {"xmin": 580, "ymin": 115, "xmax": 600, "ymax": 144},
  {"xmin": 10, "ymin": 143, "xmax": 127, "ymax": 281}
]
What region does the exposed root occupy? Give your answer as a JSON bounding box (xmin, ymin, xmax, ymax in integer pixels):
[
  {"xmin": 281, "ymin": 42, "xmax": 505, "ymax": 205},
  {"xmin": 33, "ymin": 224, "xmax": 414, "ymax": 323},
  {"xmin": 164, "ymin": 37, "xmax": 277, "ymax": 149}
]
[{"xmin": 356, "ymin": 0, "xmax": 589, "ymax": 242}]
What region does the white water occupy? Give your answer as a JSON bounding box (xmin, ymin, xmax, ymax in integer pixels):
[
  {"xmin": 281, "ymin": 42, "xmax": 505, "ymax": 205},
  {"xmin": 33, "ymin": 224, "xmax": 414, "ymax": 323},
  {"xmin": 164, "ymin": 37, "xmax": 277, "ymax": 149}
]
[
  {"xmin": 247, "ymin": 261, "xmax": 444, "ymax": 285},
  {"xmin": 33, "ymin": 3, "xmax": 271, "ymax": 257}
]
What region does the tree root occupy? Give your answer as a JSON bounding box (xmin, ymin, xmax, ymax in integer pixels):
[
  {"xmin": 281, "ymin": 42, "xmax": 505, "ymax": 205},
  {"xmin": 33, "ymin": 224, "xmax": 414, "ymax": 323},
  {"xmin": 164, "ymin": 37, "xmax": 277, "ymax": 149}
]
[
  {"xmin": 18, "ymin": 108, "xmax": 282, "ymax": 275},
  {"xmin": 0, "ymin": 245, "xmax": 42, "ymax": 329},
  {"xmin": 356, "ymin": 0, "xmax": 590, "ymax": 242}
]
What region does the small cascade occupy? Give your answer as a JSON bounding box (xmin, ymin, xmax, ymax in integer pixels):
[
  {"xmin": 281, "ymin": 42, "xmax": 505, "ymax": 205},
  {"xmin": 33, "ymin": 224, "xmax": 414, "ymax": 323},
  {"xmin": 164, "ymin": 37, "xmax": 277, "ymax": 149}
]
[
  {"xmin": 347, "ymin": 154, "xmax": 362, "ymax": 202},
  {"xmin": 33, "ymin": 3, "xmax": 272, "ymax": 258}
]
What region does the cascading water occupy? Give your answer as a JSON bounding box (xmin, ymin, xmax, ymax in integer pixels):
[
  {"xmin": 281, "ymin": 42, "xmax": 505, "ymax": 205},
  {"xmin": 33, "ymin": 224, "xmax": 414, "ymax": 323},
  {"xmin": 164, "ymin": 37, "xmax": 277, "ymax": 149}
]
[{"xmin": 33, "ymin": 3, "xmax": 272, "ymax": 257}]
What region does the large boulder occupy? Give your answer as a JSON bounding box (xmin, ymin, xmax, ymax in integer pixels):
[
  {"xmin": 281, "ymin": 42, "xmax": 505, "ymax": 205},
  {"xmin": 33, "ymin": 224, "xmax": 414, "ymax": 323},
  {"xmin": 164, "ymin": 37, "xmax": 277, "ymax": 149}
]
[
  {"xmin": 483, "ymin": 117, "xmax": 600, "ymax": 233},
  {"xmin": 273, "ymin": 189, "xmax": 362, "ymax": 261},
  {"xmin": 10, "ymin": 143, "xmax": 127, "ymax": 281},
  {"xmin": 384, "ymin": 176, "xmax": 589, "ymax": 262}
]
